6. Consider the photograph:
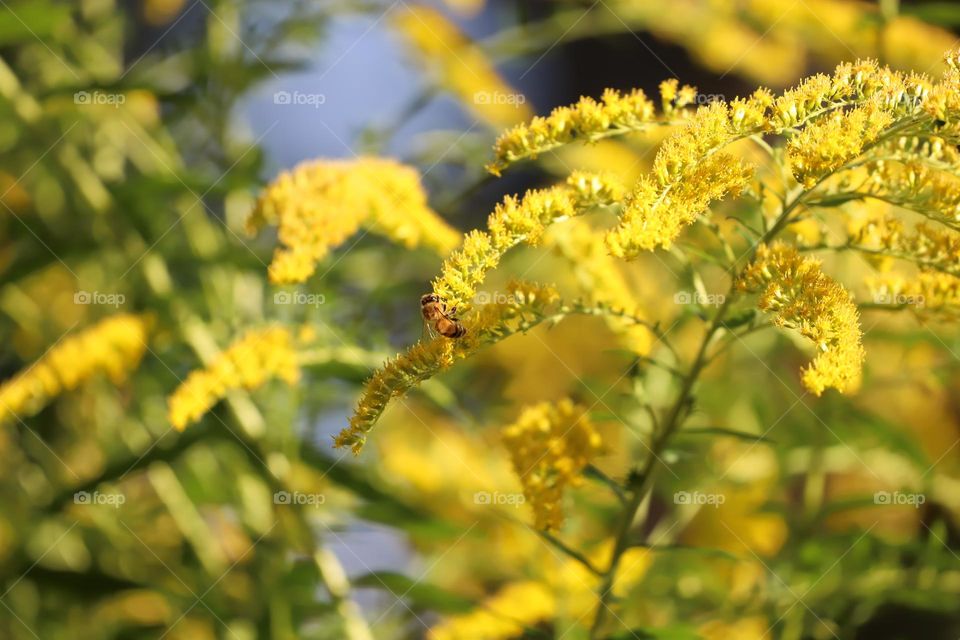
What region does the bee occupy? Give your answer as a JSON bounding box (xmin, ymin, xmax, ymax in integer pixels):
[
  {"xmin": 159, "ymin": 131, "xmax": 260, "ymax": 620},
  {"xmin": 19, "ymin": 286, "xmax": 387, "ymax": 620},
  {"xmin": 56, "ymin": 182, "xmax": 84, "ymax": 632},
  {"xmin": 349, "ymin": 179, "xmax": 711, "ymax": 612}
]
[{"xmin": 420, "ymin": 293, "xmax": 466, "ymax": 339}]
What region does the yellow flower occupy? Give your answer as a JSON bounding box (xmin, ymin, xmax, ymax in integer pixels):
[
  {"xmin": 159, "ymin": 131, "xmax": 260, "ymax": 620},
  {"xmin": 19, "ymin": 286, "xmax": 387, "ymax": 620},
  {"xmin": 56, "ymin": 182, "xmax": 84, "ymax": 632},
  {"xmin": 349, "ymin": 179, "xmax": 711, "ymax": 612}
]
[
  {"xmin": 167, "ymin": 327, "xmax": 300, "ymax": 430},
  {"xmin": 604, "ymin": 85, "xmax": 774, "ymax": 258},
  {"xmin": 868, "ymin": 271, "xmax": 960, "ymax": 317},
  {"xmin": 863, "ymin": 161, "xmax": 960, "ymax": 230},
  {"xmin": 426, "ymin": 581, "xmax": 554, "ymax": 640},
  {"xmin": 698, "ymin": 616, "xmax": 771, "ymax": 640},
  {"xmin": 246, "ymin": 157, "xmax": 460, "ymax": 284},
  {"xmin": 0, "ymin": 314, "xmax": 149, "ymax": 424},
  {"xmin": 392, "ymin": 4, "xmax": 532, "ymax": 130},
  {"xmin": 851, "ymin": 214, "xmax": 960, "ymax": 276},
  {"xmin": 336, "ymin": 282, "xmax": 561, "ymax": 454},
  {"xmin": 487, "ymin": 88, "xmax": 658, "ymax": 175},
  {"xmin": 546, "ymin": 219, "xmax": 652, "ymax": 355},
  {"xmin": 432, "ymin": 172, "xmax": 625, "ymax": 313},
  {"xmin": 500, "ymin": 399, "xmax": 603, "ymax": 531},
  {"xmin": 738, "ymin": 243, "xmax": 864, "ymax": 395},
  {"xmin": 787, "ymin": 99, "xmax": 894, "ymax": 187}
]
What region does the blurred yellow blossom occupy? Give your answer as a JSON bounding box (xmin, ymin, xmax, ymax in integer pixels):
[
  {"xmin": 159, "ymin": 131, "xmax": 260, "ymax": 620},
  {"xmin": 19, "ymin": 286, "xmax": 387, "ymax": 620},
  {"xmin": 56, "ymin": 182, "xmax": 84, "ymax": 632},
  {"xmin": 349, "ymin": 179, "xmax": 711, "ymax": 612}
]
[
  {"xmin": 698, "ymin": 616, "xmax": 771, "ymax": 640},
  {"xmin": 426, "ymin": 581, "xmax": 553, "ymax": 640},
  {"xmin": 546, "ymin": 219, "xmax": 652, "ymax": 355},
  {"xmin": 393, "ymin": 4, "xmax": 532, "ymax": 129},
  {"xmin": 738, "ymin": 243, "xmax": 864, "ymax": 395},
  {"xmin": 167, "ymin": 327, "xmax": 300, "ymax": 430},
  {"xmin": 0, "ymin": 314, "xmax": 149, "ymax": 424},
  {"xmin": 246, "ymin": 157, "xmax": 460, "ymax": 284},
  {"xmin": 500, "ymin": 399, "xmax": 603, "ymax": 530}
]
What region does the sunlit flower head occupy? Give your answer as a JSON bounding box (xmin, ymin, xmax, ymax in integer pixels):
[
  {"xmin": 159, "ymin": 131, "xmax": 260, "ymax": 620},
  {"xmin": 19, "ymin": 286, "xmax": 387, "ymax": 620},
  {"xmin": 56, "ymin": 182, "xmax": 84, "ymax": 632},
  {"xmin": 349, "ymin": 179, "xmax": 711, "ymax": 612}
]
[
  {"xmin": 488, "ymin": 88, "xmax": 657, "ymax": 175},
  {"xmin": 432, "ymin": 171, "xmax": 625, "ymax": 312},
  {"xmin": 738, "ymin": 243, "xmax": 864, "ymax": 395}
]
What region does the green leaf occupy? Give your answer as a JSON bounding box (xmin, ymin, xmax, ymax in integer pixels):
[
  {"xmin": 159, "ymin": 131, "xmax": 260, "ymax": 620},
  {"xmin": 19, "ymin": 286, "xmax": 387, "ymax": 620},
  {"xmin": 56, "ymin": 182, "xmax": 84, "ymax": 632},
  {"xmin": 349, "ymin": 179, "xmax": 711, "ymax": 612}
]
[
  {"xmin": 677, "ymin": 426, "xmax": 775, "ymax": 444},
  {"xmin": 352, "ymin": 571, "xmax": 476, "ymax": 614},
  {"xmin": 608, "ymin": 624, "xmax": 702, "ymax": 640},
  {"xmin": 902, "ymin": 3, "xmax": 960, "ymax": 26}
]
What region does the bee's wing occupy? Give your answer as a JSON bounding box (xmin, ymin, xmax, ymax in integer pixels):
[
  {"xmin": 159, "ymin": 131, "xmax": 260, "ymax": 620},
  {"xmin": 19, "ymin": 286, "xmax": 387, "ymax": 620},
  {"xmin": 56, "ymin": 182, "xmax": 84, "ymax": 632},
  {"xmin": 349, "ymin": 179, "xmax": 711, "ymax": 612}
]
[{"xmin": 421, "ymin": 316, "xmax": 437, "ymax": 341}]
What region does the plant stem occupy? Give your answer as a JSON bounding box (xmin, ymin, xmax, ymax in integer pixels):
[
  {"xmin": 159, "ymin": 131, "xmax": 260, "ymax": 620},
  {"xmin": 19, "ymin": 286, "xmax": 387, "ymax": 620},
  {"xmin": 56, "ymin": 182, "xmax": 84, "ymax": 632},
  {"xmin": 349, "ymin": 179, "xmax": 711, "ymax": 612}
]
[{"xmin": 587, "ymin": 179, "xmax": 816, "ymax": 637}]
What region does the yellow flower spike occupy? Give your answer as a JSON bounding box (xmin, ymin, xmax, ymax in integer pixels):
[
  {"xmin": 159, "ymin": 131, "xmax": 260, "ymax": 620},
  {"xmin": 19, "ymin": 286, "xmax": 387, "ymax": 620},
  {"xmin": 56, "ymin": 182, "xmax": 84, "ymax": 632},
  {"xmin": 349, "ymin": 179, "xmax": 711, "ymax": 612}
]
[
  {"xmin": 738, "ymin": 243, "xmax": 864, "ymax": 395},
  {"xmin": 863, "ymin": 161, "xmax": 960, "ymax": 230},
  {"xmin": 487, "ymin": 88, "xmax": 658, "ymax": 175},
  {"xmin": 336, "ymin": 282, "xmax": 561, "ymax": 454},
  {"xmin": 432, "ymin": 171, "xmax": 625, "ymax": 312},
  {"xmin": 868, "ymin": 271, "xmax": 960, "ymax": 317},
  {"xmin": 607, "ymin": 153, "xmax": 754, "ymax": 257},
  {"xmin": 247, "ymin": 157, "xmax": 460, "ymax": 285},
  {"xmin": 426, "ymin": 581, "xmax": 554, "ymax": 640},
  {"xmin": 851, "ymin": 214, "xmax": 960, "ymax": 276},
  {"xmin": 788, "ymin": 99, "xmax": 894, "ymax": 187},
  {"xmin": 0, "ymin": 314, "xmax": 149, "ymax": 424},
  {"xmin": 167, "ymin": 327, "xmax": 300, "ymax": 431},
  {"xmin": 500, "ymin": 399, "xmax": 603, "ymax": 531},
  {"xmin": 392, "ymin": 4, "xmax": 532, "ymax": 130}
]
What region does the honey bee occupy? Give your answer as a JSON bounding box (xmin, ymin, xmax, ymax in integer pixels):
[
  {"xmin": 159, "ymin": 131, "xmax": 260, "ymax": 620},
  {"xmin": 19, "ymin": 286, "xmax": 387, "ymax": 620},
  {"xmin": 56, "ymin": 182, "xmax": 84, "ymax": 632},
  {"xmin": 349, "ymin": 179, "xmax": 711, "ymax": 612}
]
[{"xmin": 420, "ymin": 293, "xmax": 466, "ymax": 338}]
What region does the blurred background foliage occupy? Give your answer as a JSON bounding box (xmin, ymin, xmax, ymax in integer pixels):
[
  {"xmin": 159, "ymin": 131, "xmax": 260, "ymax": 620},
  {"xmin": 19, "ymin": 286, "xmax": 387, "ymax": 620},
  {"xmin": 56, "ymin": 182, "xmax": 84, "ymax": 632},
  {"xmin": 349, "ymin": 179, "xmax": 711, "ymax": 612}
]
[{"xmin": 1, "ymin": 0, "xmax": 960, "ymax": 639}]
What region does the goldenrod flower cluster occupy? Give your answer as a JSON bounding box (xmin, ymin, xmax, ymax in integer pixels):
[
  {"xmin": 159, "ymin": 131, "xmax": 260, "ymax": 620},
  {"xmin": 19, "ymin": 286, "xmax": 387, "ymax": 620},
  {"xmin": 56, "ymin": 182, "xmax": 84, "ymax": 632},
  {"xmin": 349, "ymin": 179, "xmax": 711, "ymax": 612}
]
[
  {"xmin": 863, "ymin": 161, "xmax": 960, "ymax": 230},
  {"xmin": 336, "ymin": 282, "xmax": 561, "ymax": 454},
  {"xmin": 546, "ymin": 219, "xmax": 652, "ymax": 355},
  {"xmin": 738, "ymin": 244, "xmax": 864, "ymax": 395},
  {"xmin": 500, "ymin": 399, "xmax": 603, "ymax": 530},
  {"xmin": 392, "ymin": 4, "xmax": 532, "ymax": 129},
  {"xmin": 426, "ymin": 581, "xmax": 553, "ymax": 640},
  {"xmin": 851, "ymin": 215, "xmax": 960, "ymax": 276},
  {"xmin": 0, "ymin": 314, "xmax": 148, "ymax": 424},
  {"xmin": 788, "ymin": 100, "xmax": 893, "ymax": 187},
  {"xmin": 168, "ymin": 327, "xmax": 300, "ymax": 431},
  {"xmin": 868, "ymin": 271, "xmax": 960, "ymax": 317},
  {"xmin": 432, "ymin": 172, "xmax": 625, "ymax": 312},
  {"xmin": 487, "ymin": 88, "xmax": 658, "ymax": 175},
  {"xmin": 604, "ymin": 87, "xmax": 774, "ymax": 258},
  {"xmin": 246, "ymin": 157, "xmax": 460, "ymax": 284}
]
